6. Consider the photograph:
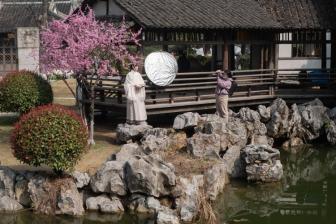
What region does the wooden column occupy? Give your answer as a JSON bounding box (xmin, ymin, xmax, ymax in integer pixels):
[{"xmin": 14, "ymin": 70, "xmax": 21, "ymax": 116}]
[
  {"xmin": 260, "ymin": 46, "xmax": 264, "ymax": 69},
  {"xmin": 223, "ymin": 42, "xmax": 229, "ymax": 70},
  {"xmin": 331, "ymin": 30, "xmax": 336, "ymax": 70},
  {"xmin": 269, "ymin": 44, "xmax": 275, "ymax": 69},
  {"xmin": 322, "ymin": 31, "xmax": 327, "ymax": 69}
]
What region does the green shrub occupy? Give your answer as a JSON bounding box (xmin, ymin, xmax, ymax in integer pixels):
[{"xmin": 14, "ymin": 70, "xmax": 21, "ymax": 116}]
[
  {"xmin": 0, "ymin": 70, "xmax": 53, "ymax": 113},
  {"xmin": 11, "ymin": 104, "xmax": 88, "ymax": 173}
]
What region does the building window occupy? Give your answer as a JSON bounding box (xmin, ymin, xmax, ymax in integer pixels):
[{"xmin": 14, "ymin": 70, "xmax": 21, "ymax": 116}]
[{"xmin": 292, "ymin": 44, "xmax": 321, "ymax": 58}]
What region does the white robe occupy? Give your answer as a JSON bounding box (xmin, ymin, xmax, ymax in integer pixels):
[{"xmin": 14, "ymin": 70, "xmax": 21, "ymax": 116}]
[{"xmin": 124, "ymin": 71, "xmax": 147, "ymax": 122}]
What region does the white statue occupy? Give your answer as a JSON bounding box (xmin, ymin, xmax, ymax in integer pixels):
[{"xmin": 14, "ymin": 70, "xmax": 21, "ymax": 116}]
[{"xmin": 124, "ymin": 65, "xmax": 147, "ymax": 125}]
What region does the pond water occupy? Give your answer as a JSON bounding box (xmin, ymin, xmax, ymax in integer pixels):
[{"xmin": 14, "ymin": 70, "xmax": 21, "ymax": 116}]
[
  {"xmin": 1, "ymin": 145, "xmax": 336, "ymax": 224},
  {"xmin": 215, "ymin": 145, "xmax": 336, "ymax": 224}
]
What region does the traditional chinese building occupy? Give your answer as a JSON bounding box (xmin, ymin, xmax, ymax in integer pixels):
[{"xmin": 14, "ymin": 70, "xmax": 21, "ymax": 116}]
[
  {"xmin": 76, "ymin": 0, "xmax": 336, "ymax": 116},
  {"xmin": 0, "ymin": 0, "xmax": 77, "ymax": 75},
  {"xmin": 83, "ymin": 0, "xmax": 336, "ymax": 72}
]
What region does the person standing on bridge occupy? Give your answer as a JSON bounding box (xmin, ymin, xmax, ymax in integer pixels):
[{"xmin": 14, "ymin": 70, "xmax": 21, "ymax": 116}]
[
  {"xmin": 124, "ymin": 64, "xmax": 147, "ymax": 125},
  {"xmin": 215, "ymin": 70, "xmax": 232, "ymax": 122}
]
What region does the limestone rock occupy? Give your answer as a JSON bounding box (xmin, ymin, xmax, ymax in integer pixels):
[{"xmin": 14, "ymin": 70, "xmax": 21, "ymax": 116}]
[
  {"xmin": 57, "ymin": 179, "xmax": 84, "ymax": 216},
  {"xmin": 222, "ymin": 146, "xmax": 244, "ymax": 178},
  {"xmin": 222, "ymin": 117, "xmax": 249, "ymax": 148},
  {"xmin": 173, "ymin": 112, "xmax": 200, "ymax": 130},
  {"xmin": 178, "ymin": 176, "xmax": 203, "ymax": 222},
  {"xmin": 116, "ymin": 123, "xmax": 153, "ymax": 143},
  {"xmin": 86, "ymin": 195, "xmax": 124, "ymax": 214},
  {"xmin": 298, "ymin": 99, "xmax": 329, "ymax": 141},
  {"xmin": 128, "ymin": 194, "xmax": 162, "ymax": 214},
  {"xmin": 258, "ymin": 105, "xmax": 271, "ymax": 122},
  {"xmin": 100, "ymin": 197, "xmax": 124, "ymax": 214},
  {"xmin": 266, "ymin": 98, "xmax": 290, "ymax": 138},
  {"xmin": 326, "ymin": 120, "xmax": 336, "ymax": 145},
  {"xmin": 204, "ymin": 163, "xmax": 229, "ymax": 201},
  {"xmin": 238, "ymin": 107, "xmax": 261, "ymax": 123},
  {"xmin": 28, "ymin": 175, "xmax": 84, "ymax": 215},
  {"xmin": 187, "ymin": 133, "xmax": 221, "ymax": 159},
  {"xmin": 328, "ymin": 106, "xmax": 336, "ymax": 122},
  {"xmin": 168, "ymin": 132, "xmax": 187, "ymax": 151},
  {"xmin": 142, "ymin": 129, "xmax": 188, "ymax": 154},
  {"xmin": 141, "ymin": 128, "xmax": 173, "ymax": 154},
  {"xmin": 0, "ymin": 166, "xmax": 16, "ymax": 198},
  {"xmin": 15, "ymin": 174, "xmax": 31, "ymax": 207},
  {"xmin": 125, "ymin": 155, "xmax": 176, "ymax": 197},
  {"xmin": 90, "ymin": 160, "xmax": 127, "ymax": 196},
  {"xmin": 111, "ymin": 143, "xmax": 144, "ymax": 162},
  {"xmin": 157, "ymin": 209, "xmax": 180, "ymax": 224},
  {"xmin": 0, "ymin": 196, "xmax": 23, "ymax": 211},
  {"xmin": 27, "ymin": 174, "xmax": 53, "ymax": 214},
  {"xmin": 241, "ymin": 145, "xmax": 283, "ymax": 183},
  {"xmin": 72, "ymin": 171, "xmax": 90, "ymax": 189}
]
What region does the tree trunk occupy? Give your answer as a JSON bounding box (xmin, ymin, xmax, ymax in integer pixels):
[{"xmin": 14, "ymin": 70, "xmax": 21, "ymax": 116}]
[{"xmin": 88, "ymin": 85, "xmax": 95, "ymax": 145}]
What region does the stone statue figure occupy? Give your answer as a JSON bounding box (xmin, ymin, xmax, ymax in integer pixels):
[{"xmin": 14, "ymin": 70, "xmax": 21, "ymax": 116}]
[{"xmin": 124, "ymin": 65, "xmax": 147, "ymax": 125}]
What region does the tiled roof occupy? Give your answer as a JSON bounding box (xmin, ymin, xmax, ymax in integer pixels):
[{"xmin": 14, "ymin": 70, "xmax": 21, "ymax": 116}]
[
  {"xmin": 113, "ymin": 0, "xmax": 282, "ymax": 29},
  {"xmin": 0, "ymin": 0, "xmax": 72, "ymax": 32},
  {"xmin": 111, "ymin": 0, "xmax": 336, "ymax": 30},
  {"xmin": 256, "ymin": 0, "xmax": 336, "ymax": 29}
]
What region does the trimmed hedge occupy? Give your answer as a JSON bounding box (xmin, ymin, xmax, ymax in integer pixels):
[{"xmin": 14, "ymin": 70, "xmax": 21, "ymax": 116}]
[
  {"xmin": 0, "ymin": 70, "xmax": 53, "ymax": 113},
  {"xmin": 11, "ymin": 104, "xmax": 88, "ymax": 173}
]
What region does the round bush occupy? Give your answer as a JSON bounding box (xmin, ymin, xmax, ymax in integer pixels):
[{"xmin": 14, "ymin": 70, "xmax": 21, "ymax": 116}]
[
  {"xmin": 0, "ymin": 70, "xmax": 53, "ymax": 113},
  {"xmin": 11, "ymin": 104, "xmax": 88, "ymax": 173}
]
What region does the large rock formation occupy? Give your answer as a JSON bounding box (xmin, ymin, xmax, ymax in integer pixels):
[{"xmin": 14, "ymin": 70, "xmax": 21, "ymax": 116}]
[
  {"xmin": 241, "ymin": 145, "xmax": 283, "ymax": 183},
  {"xmin": 176, "ymin": 176, "xmax": 203, "ymax": 222},
  {"xmin": 222, "ymin": 146, "xmax": 244, "ymax": 178},
  {"xmin": 173, "ymin": 112, "xmax": 200, "ymax": 130},
  {"xmin": 141, "ymin": 128, "xmax": 187, "ymax": 154},
  {"xmin": 86, "ymin": 195, "xmax": 124, "ymax": 214},
  {"xmin": 265, "ymin": 98, "xmax": 290, "ymax": 138},
  {"xmin": 124, "ymin": 155, "xmax": 176, "ymax": 197},
  {"xmin": 187, "ymin": 133, "xmax": 221, "ymax": 159},
  {"xmin": 28, "ymin": 174, "xmax": 84, "ymax": 215},
  {"xmin": 72, "ymin": 171, "xmax": 90, "ymax": 189},
  {"xmin": 90, "ymin": 160, "xmax": 127, "ymax": 196},
  {"xmin": 57, "ymin": 179, "xmax": 85, "ymax": 216},
  {"xmin": 0, "ymin": 196, "xmax": 23, "ymax": 211},
  {"xmin": 116, "ymin": 123, "xmax": 153, "ymax": 143},
  {"xmin": 204, "ymin": 163, "xmax": 229, "ymax": 201},
  {"xmin": 0, "ymin": 166, "xmax": 16, "ymax": 198}
]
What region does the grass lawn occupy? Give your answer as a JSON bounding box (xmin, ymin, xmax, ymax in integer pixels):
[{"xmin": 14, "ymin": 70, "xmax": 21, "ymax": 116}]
[{"xmin": 0, "ymin": 79, "xmax": 120, "ymax": 175}]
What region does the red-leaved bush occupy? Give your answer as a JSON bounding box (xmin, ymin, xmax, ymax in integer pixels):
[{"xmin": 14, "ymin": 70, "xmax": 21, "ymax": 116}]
[{"xmin": 11, "ymin": 104, "xmax": 88, "ymax": 173}]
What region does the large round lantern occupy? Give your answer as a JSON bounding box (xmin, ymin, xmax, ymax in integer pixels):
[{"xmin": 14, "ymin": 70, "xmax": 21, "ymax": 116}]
[{"xmin": 144, "ymin": 51, "xmax": 178, "ymax": 86}]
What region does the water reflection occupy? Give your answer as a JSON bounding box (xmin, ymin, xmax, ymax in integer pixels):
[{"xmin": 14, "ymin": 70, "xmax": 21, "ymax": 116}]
[
  {"xmin": 0, "ymin": 212, "xmax": 155, "ymax": 224},
  {"xmin": 215, "ymin": 146, "xmax": 336, "ymax": 224}
]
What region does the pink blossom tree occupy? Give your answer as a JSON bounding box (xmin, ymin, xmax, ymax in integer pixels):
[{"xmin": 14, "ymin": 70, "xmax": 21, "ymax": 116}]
[{"xmin": 40, "ymin": 8, "xmax": 141, "ymax": 144}]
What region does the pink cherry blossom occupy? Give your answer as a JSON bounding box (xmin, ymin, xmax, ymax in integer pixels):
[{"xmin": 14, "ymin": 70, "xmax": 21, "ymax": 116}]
[{"xmin": 40, "ymin": 8, "xmax": 141, "ymax": 76}]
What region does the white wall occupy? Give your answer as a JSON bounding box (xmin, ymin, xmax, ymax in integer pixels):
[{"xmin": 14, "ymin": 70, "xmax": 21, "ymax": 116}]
[
  {"xmin": 277, "ymin": 31, "xmax": 330, "ymax": 70},
  {"xmin": 278, "ymin": 58, "xmax": 322, "ymax": 70},
  {"xmin": 17, "ymin": 27, "xmax": 39, "ymax": 72}
]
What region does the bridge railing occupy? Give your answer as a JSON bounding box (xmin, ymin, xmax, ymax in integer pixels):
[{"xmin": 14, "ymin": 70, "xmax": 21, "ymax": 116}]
[{"xmin": 79, "ymin": 68, "xmax": 336, "ymax": 115}]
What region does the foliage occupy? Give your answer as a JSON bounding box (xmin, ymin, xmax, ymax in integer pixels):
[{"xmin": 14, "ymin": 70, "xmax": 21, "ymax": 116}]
[
  {"xmin": 40, "ymin": 8, "xmax": 141, "ymax": 77},
  {"xmin": 0, "ymin": 70, "xmax": 53, "ymax": 113},
  {"xmin": 11, "ymin": 104, "xmax": 88, "ymax": 173}
]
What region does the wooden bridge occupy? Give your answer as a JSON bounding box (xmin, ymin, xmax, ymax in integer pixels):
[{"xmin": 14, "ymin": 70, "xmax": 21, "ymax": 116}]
[{"xmin": 78, "ymin": 68, "xmax": 336, "ymax": 116}]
